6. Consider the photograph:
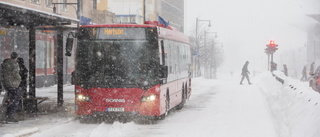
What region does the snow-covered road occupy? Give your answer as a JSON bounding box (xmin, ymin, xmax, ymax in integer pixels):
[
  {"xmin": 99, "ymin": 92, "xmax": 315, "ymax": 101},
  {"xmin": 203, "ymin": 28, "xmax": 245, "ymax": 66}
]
[
  {"xmin": 30, "ymin": 76, "xmax": 278, "ymax": 137},
  {"xmin": 2, "ymin": 72, "xmax": 320, "ymax": 137}
]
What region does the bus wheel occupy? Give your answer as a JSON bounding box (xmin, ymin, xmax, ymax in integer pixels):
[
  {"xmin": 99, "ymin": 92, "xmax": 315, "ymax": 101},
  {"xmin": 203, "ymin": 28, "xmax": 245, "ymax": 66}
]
[
  {"xmin": 157, "ymin": 92, "xmax": 170, "ymax": 120},
  {"xmin": 176, "ymin": 85, "xmax": 186, "ymax": 110},
  {"xmin": 166, "ymin": 92, "xmax": 170, "ymax": 115}
]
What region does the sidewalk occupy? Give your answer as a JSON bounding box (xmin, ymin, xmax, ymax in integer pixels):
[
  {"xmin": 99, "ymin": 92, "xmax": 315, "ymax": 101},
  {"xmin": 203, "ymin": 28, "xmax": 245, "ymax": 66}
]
[{"xmin": 0, "ymin": 84, "xmax": 75, "ymax": 136}]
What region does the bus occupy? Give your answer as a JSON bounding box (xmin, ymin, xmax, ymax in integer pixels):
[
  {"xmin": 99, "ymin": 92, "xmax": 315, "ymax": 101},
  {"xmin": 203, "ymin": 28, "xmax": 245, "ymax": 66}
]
[{"xmin": 74, "ymin": 21, "xmax": 192, "ymax": 122}]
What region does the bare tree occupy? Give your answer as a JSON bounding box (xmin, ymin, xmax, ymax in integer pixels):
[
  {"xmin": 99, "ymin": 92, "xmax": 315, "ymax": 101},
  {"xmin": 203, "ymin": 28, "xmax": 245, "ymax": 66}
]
[{"xmin": 188, "ymin": 24, "xmax": 224, "ymax": 78}]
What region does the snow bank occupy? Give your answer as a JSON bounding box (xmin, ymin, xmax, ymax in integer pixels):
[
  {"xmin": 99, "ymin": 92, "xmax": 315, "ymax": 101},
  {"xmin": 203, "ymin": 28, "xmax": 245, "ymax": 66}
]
[
  {"xmin": 2, "ymin": 127, "xmax": 39, "ymax": 137},
  {"xmin": 257, "ymin": 71, "xmax": 320, "ymax": 137}
]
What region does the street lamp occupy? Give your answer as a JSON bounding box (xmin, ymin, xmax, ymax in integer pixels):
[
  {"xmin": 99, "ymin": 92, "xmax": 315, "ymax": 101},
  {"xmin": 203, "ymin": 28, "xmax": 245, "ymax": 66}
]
[
  {"xmin": 52, "ymin": 1, "xmax": 80, "ymax": 30},
  {"xmin": 195, "ymin": 18, "xmax": 211, "ymax": 77}
]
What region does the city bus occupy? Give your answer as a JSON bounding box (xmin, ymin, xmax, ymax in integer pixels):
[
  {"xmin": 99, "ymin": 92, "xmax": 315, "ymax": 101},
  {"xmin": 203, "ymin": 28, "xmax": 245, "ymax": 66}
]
[{"xmin": 74, "ymin": 21, "xmax": 192, "ymax": 122}]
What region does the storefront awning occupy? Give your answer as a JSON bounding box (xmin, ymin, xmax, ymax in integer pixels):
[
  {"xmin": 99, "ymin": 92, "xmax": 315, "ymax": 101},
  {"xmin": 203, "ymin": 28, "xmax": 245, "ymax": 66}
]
[{"xmin": 0, "ymin": 1, "xmax": 78, "ymax": 27}]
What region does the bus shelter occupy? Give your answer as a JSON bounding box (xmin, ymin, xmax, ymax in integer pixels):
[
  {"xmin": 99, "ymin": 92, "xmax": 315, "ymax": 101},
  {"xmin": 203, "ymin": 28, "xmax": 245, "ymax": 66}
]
[{"xmin": 0, "ymin": 2, "xmax": 78, "ymax": 112}]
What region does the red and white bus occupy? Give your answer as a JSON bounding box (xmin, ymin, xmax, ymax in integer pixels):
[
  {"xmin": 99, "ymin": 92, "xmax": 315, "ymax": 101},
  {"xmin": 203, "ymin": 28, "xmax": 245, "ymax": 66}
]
[{"xmin": 74, "ymin": 21, "xmax": 192, "ymax": 121}]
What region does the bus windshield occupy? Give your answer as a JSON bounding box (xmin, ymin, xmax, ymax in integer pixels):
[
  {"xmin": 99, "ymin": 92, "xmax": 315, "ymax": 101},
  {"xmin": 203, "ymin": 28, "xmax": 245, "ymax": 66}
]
[{"xmin": 76, "ymin": 39, "xmax": 159, "ymax": 88}]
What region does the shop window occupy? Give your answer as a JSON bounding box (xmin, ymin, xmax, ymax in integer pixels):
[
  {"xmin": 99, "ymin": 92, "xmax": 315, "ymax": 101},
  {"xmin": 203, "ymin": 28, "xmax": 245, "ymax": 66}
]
[
  {"xmin": 36, "ymin": 34, "xmax": 46, "ymax": 75},
  {"xmin": 46, "ymin": 35, "xmax": 56, "ymax": 75},
  {"xmin": 45, "ymin": 0, "xmax": 53, "ymax": 7},
  {"xmin": 31, "ymin": 0, "xmax": 40, "ymax": 4},
  {"xmin": 60, "ymin": 0, "xmax": 68, "ymax": 11},
  {"xmin": 36, "ymin": 33, "xmax": 56, "ymax": 76}
]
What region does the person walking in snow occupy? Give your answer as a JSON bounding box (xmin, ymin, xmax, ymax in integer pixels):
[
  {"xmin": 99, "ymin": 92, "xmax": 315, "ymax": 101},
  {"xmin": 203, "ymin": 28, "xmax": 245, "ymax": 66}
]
[
  {"xmin": 2, "ymin": 52, "xmax": 21, "ymax": 122},
  {"xmin": 240, "ymin": 61, "xmax": 252, "ymax": 85},
  {"xmin": 300, "ymin": 65, "xmax": 307, "ymax": 81}
]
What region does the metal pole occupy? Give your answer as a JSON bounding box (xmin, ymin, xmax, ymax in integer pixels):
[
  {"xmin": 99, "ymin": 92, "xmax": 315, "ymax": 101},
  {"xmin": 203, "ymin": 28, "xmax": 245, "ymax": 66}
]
[
  {"xmin": 268, "ymin": 54, "xmax": 270, "ymax": 71},
  {"xmin": 57, "ymin": 29, "xmax": 64, "ymax": 107},
  {"xmin": 209, "ymin": 42, "xmax": 212, "ymax": 79},
  {"xmin": 271, "ymin": 53, "xmax": 274, "ymax": 72},
  {"xmin": 143, "ymin": 0, "xmax": 146, "ymax": 23},
  {"xmin": 77, "ymin": 0, "xmax": 80, "ymax": 29},
  {"xmin": 204, "ymin": 30, "xmax": 207, "ymax": 77},
  {"xmin": 28, "ymin": 26, "xmax": 37, "ymax": 112},
  {"xmin": 29, "ymin": 26, "xmax": 36, "ymax": 99}
]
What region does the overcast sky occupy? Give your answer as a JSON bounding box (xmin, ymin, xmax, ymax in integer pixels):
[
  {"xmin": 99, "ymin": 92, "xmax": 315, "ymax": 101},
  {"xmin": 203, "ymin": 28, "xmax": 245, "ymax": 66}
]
[{"xmin": 184, "ymin": 0, "xmax": 320, "ymax": 74}]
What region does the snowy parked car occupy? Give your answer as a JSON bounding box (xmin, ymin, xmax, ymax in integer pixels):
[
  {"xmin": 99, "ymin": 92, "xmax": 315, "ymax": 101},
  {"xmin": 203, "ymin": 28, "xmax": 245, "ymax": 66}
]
[{"xmin": 309, "ymin": 66, "xmax": 320, "ymax": 93}]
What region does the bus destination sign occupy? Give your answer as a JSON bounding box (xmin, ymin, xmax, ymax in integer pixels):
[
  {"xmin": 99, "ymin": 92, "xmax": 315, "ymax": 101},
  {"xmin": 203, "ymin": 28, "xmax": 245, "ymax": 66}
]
[{"xmin": 91, "ymin": 27, "xmax": 147, "ymax": 40}]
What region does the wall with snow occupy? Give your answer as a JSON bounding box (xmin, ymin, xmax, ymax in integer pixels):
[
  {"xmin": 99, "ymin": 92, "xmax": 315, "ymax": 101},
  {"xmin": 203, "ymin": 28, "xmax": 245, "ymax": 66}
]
[{"xmin": 257, "ymin": 71, "xmax": 320, "ymax": 137}]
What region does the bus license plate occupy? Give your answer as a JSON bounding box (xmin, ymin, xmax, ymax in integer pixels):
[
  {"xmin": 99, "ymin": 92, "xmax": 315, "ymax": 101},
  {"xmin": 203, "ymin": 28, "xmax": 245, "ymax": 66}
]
[{"xmin": 107, "ymin": 108, "xmax": 124, "ymax": 112}]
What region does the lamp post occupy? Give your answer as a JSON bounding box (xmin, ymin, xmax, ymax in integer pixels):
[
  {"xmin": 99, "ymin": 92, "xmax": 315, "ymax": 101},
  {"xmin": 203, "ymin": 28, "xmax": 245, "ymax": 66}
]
[
  {"xmin": 52, "ymin": 1, "xmax": 80, "ymax": 107},
  {"xmin": 52, "ymin": 1, "xmax": 80, "ymax": 29},
  {"xmin": 195, "ymin": 18, "xmax": 211, "ymax": 77}
]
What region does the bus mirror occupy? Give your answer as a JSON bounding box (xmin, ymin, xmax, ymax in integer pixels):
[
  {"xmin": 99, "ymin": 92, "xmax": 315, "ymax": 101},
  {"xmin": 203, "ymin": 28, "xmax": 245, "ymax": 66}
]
[
  {"xmin": 160, "ymin": 65, "xmax": 168, "ymax": 78},
  {"xmin": 65, "ymin": 38, "xmax": 73, "ymax": 56},
  {"xmin": 71, "ymin": 71, "xmax": 75, "ymax": 85}
]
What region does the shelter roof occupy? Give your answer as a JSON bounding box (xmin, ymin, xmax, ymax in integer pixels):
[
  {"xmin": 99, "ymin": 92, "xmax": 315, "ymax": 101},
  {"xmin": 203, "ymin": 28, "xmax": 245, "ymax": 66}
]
[{"xmin": 0, "ymin": 1, "xmax": 78, "ymax": 28}]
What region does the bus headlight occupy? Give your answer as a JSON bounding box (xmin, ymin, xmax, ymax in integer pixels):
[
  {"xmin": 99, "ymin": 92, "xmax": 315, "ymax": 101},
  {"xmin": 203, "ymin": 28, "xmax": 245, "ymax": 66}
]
[
  {"xmin": 141, "ymin": 94, "xmax": 157, "ymax": 103},
  {"xmin": 77, "ymin": 94, "xmax": 91, "ymax": 102}
]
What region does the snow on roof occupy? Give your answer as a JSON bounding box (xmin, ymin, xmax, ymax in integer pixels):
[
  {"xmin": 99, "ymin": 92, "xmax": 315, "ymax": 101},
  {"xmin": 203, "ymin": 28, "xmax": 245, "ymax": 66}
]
[{"xmin": 0, "ymin": 1, "xmax": 79, "ymax": 23}]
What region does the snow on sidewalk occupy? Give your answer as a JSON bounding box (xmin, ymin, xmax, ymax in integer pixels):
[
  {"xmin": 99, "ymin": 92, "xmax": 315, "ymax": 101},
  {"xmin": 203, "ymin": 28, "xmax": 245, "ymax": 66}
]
[
  {"xmin": 195, "ymin": 78, "xmax": 279, "ymax": 137},
  {"xmin": 258, "ymin": 71, "xmax": 320, "ymax": 137}
]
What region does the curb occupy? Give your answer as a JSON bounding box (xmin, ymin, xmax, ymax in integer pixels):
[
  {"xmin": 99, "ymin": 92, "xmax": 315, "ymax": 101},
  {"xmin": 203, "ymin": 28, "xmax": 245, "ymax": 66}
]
[
  {"xmin": 272, "ymin": 73, "xmax": 284, "ymax": 84},
  {"xmin": 2, "ymin": 127, "xmax": 40, "ymax": 137}
]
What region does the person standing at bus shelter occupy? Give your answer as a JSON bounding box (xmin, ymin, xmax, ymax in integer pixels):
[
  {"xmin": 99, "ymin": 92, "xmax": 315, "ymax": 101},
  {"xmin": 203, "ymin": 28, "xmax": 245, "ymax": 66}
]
[
  {"xmin": 17, "ymin": 57, "xmax": 28, "ymax": 98},
  {"xmin": 2, "ymin": 52, "xmax": 21, "ymax": 122},
  {"xmin": 240, "ymin": 61, "xmax": 252, "ymax": 85}
]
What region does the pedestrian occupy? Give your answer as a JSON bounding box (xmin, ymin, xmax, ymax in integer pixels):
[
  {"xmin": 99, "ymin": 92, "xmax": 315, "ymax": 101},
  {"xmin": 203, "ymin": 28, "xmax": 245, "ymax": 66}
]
[
  {"xmin": 300, "ymin": 65, "xmax": 307, "ymax": 81},
  {"xmin": 271, "ymin": 62, "xmax": 277, "ymax": 72},
  {"xmin": 240, "ymin": 61, "xmax": 252, "ymax": 85},
  {"xmin": 310, "ymin": 62, "xmax": 315, "ymax": 76},
  {"xmin": 2, "ymin": 52, "xmax": 21, "ymax": 122},
  {"xmin": 17, "ymin": 57, "xmax": 28, "ymax": 98},
  {"xmin": 283, "ymin": 64, "xmax": 288, "ymax": 76}
]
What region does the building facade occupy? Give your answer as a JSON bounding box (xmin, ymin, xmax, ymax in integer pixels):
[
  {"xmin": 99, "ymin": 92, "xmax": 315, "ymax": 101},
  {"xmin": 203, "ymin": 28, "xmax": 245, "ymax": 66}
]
[
  {"xmin": 156, "ymin": 0, "xmax": 184, "ymax": 32},
  {"xmin": 307, "ymin": 15, "xmax": 320, "ymax": 68},
  {"xmin": 98, "ymin": 0, "xmax": 184, "ymax": 32}
]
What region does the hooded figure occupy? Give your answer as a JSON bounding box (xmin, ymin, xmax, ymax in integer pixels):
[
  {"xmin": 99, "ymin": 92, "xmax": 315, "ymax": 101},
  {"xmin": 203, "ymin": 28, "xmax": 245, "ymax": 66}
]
[
  {"xmin": 310, "ymin": 62, "xmax": 315, "ymax": 76},
  {"xmin": 17, "ymin": 57, "xmax": 28, "ymax": 98},
  {"xmin": 300, "ymin": 65, "xmax": 307, "ymax": 81},
  {"xmin": 240, "ymin": 61, "xmax": 252, "ymax": 85},
  {"xmin": 2, "ymin": 52, "xmax": 21, "ymax": 122},
  {"xmin": 283, "ymin": 64, "xmax": 288, "ymax": 76}
]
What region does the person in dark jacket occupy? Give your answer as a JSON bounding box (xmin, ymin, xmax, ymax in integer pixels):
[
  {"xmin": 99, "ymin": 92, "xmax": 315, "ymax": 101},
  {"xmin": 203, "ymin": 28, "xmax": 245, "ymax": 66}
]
[
  {"xmin": 308, "ymin": 62, "xmax": 315, "ymax": 80},
  {"xmin": 283, "ymin": 64, "xmax": 288, "ymax": 76},
  {"xmin": 240, "ymin": 61, "xmax": 252, "ymax": 85},
  {"xmin": 2, "ymin": 52, "xmax": 21, "ymax": 122},
  {"xmin": 300, "ymin": 65, "xmax": 307, "ymax": 81},
  {"xmin": 17, "ymin": 57, "xmax": 28, "ymax": 98}
]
